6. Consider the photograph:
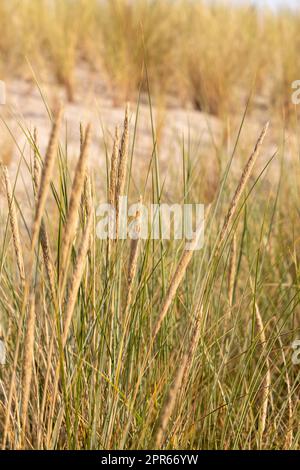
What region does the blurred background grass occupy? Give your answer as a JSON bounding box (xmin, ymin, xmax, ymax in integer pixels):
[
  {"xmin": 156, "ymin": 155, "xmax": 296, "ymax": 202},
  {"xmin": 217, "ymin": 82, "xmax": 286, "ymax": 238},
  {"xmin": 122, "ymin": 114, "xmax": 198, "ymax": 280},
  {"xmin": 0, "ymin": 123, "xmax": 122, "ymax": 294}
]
[
  {"xmin": 0, "ymin": 0, "xmax": 300, "ymax": 119},
  {"xmin": 1, "ymin": 0, "xmax": 300, "ymax": 451}
]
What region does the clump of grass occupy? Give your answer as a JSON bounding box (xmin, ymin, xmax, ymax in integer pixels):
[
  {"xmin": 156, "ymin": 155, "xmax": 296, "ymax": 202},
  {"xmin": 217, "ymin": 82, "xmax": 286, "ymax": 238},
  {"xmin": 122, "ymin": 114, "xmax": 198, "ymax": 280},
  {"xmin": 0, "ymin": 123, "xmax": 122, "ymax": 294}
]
[
  {"xmin": 1, "ymin": 0, "xmax": 300, "ymax": 117},
  {"xmin": 215, "ymin": 121, "xmax": 269, "ymax": 255},
  {"xmin": 33, "ymin": 129, "xmax": 56, "ymax": 300},
  {"xmin": 1, "ymin": 164, "xmax": 25, "ymax": 285},
  {"xmin": 59, "ymin": 123, "xmax": 91, "ymax": 285},
  {"xmin": 0, "ymin": 93, "xmax": 299, "ymax": 451}
]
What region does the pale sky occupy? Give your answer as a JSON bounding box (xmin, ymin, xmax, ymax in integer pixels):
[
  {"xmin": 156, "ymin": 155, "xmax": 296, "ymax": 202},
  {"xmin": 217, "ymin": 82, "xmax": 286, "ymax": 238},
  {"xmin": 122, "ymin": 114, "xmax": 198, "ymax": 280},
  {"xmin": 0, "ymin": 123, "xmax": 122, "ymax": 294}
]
[{"xmin": 233, "ymin": 0, "xmax": 299, "ymax": 8}]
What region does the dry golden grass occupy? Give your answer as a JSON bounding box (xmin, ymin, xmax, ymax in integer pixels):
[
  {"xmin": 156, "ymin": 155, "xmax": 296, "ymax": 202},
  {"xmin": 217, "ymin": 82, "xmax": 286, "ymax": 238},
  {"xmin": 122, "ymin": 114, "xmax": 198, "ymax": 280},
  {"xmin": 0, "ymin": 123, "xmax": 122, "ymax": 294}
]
[
  {"xmin": 0, "ymin": 102, "xmax": 299, "ymax": 450},
  {"xmin": 0, "ymin": 0, "xmax": 300, "ymax": 452},
  {"xmin": 0, "ymin": 1, "xmax": 300, "ymax": 114}
]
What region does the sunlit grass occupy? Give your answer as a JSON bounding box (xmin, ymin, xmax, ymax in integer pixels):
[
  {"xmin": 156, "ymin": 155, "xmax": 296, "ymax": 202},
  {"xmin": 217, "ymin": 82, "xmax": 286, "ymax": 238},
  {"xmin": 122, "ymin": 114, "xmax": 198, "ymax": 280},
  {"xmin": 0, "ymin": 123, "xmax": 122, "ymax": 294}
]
[
  {"xmin": 0, "ymin": 88, "xmax": 299, "ymax": 449},
  {"xmin": 0, "ymin": 0, "xmax": 300, "ymax": 451},
  {"xmin": 0, "ymin": 0, "xmax": 300, "ymax": 113}
]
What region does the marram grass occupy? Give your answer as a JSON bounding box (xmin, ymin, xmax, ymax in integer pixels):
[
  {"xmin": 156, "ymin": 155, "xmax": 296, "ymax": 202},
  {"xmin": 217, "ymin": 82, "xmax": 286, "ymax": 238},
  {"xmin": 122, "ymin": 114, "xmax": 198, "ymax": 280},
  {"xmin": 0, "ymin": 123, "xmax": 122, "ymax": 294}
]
[{"xmin": 0, "ymin": 103, "xmax": 299, "ymax": 450}]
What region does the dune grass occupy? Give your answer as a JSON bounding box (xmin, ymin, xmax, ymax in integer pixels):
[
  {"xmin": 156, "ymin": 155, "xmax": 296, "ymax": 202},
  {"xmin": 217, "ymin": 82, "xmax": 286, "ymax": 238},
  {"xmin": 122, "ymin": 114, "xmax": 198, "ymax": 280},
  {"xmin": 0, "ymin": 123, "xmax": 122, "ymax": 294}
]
[{"xmin": 0, "ymin": 93, "xmax": 299, "ymax": 449}]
